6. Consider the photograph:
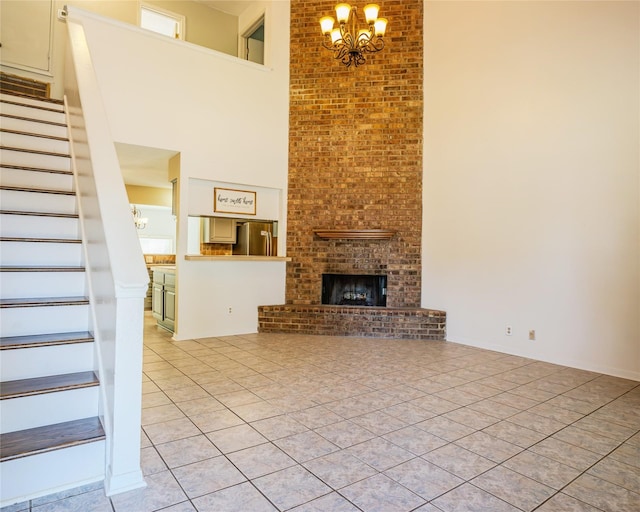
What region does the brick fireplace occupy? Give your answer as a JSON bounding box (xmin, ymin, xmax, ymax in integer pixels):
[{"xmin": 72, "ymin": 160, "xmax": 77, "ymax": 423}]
[{"xmin": 258, "ymin": 0, "xmax": 446, "ymax": 340}]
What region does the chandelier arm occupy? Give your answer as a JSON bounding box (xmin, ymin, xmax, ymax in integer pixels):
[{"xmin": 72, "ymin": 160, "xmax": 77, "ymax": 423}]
[
  {"xmin": 322, "ymin": 38, "xmax": 338, "ymax": 51},
  {"xmin": 334, "ymin": 45, "xmax": 351, "ymax": 62},
  {"xmin": 362, "ymin": 37, "xmax": 385, "ymax": 54}
]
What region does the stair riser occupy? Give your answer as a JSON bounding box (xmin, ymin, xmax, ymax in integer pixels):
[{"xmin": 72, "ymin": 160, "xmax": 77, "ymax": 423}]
[
  {"xmin": 0, "ymin": 167, "xmax": 73, "ymax": 191},
  {"xmin": 0, "ymin": 440, "xmax": 105, "ymax": 508},
  {"xmin": 0, "ymin": 101, "xmax": 65, "ymax": 125},
  {"xmin": 0, "ymin": 189, "xmax": 77, "ymax": 215},
  {"xmin": 1, "ymin": 387, "xmax": 99, "ymax": 434},
  {"xmin": 0, "ymin": 214, "xmax": 80, "ymax": 239},
  {"xmin": 0, "ymin": 342, "xmax": 94, "ymax": 381},
  {"xmin": 0, "ymin": 116, "xmax": 68, "ymax": 138},
  {"xmin": 1, "ymin": 131, "xmax": 69, "ymax": 155},
  {"xmin": 0, "ymin": 149, "xmax": 70, "ymax": 172},
  {"xmin": 0, "ymin": 304, "xmax": 90, "ymax": 339},
  {"xmin": 0, "ymin": 241, "xmax": 83, "ymax": 266},
  {"xmin": 0, "ymin": 93, "xmax": 64, "ymax": 112},
  {"xmin": 0, "ymin": 272, "xmax": 86, "ymax": 300}
]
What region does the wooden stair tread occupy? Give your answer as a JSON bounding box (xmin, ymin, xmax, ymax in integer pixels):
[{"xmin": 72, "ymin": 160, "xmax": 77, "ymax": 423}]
[
  {"xmin": 0, "ymin": 417, "xmax": 105, "ymax": 462},
  {"xmin": 0, "ymin": 266, "xmax": 85, "ymax": 272},
  {"xmin": 0, "ymin": 113, "xmax": 67, "ymax": 128},
  {"xmin": 0, "ymin": 236, "xmax": 81, "ymax": 244},
  {"xmin": 0, "ymin": 296, "xmax": 90, "ymax": 308},
  {"xmin": 0, "ymin": 163, "xmax": 72, "ymax": 175},
  {"xmin": 0, "ymin": 210, "xmax": 79, "ymax": 219},
  {"xmin": 0, "ymin": 185, "xmax": 75, "ymax": 196},
  {"xmin": 0, "ymin": 145, "xmax": 70, "ymax": 158},
  {"xmin": 0, "ymin": 128, "xmax": 69, "ymax": 142},
  {"xmin": 1, "ymin": 371, "xmax": 99, "ymax": 400},
  {"xmin": 0, "ymin": 331, "xmax": 94, "ymax": 350}
]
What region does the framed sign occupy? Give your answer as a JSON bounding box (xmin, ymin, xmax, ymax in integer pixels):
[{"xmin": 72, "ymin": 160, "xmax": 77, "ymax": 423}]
[{"xmin": 214, "ymin": 187, "xmax": 257, "ymax": 215}]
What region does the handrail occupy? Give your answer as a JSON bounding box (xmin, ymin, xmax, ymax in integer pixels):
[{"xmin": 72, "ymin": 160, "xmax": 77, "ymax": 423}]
[{"xmin": 64, "ymin": 7, "xmax": 148, "ymax": 496}]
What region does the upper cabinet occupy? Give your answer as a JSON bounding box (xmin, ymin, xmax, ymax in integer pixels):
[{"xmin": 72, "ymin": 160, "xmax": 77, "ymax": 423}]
[{"xmin": 202, "ymin": 217, "xmax": 237, "ymax": 243}]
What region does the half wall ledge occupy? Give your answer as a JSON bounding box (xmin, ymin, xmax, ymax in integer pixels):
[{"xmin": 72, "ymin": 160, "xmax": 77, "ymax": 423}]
[{"xmin": 258, "ymin": 305, "xmax": 446, "ymax": 340}]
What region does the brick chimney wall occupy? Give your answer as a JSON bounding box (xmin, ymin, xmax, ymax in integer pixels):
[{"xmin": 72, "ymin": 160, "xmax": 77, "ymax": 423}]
[{"xmin": 287, "ymin": 0, "xmax": 423, "ymax": 308}]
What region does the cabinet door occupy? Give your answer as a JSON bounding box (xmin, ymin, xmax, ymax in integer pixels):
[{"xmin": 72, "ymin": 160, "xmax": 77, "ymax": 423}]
[
  {"xmin": 164, "ymin": 288, "xmax": 176, "ymax": 328},
  {"xmin": 152, "ymin": 284, "xmax": 164, "ymax": 320},
  {"xmin": 210, "ymin": 218, "xmax": 237, "ymax": 243}
]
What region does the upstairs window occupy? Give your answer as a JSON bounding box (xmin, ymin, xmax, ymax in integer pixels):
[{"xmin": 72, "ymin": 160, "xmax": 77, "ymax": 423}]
[{"xmin": 140, "ymin": 4, "xmax": 185, "ymax": 40}]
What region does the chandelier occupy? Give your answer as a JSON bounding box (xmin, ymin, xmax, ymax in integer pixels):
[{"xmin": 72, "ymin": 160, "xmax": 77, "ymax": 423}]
[
  {"xmin": 319, "ymin": 3, "xmax": 388, "ymax": 68},
  {"xmin": 131, "ymin": 205, "xmax": 148, "ymax": 230}
]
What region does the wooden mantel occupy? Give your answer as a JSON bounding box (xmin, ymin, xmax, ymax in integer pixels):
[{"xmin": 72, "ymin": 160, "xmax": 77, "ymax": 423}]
[{"xmin": 313, "ymin": 229, "xmax": 397, "ymax": 240}]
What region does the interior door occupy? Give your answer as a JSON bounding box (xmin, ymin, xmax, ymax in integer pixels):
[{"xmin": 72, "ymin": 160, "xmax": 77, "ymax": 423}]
[{"xmin": 0, "ymin": 0, "xmax": 53, "ymax": 73}]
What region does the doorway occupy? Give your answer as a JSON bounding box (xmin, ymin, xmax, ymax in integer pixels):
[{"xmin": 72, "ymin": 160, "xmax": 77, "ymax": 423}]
[{"xmin": 242, "ymin": 17, "xmax": 264, "ymax": 65}]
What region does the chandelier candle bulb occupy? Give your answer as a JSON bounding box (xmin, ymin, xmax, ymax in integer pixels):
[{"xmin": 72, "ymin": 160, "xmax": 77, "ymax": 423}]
[
  {"xmin": 374, "ymin": 18, "xmax": 387, "ymax": 36},
  {"xmin": 363, "ymin": 4, "xmax": 380, "ymax": 23},
  {"xmin": 320, "ymin": 16, "xmax": 335, "ymax": 35},
  {"xmin": 335, "ymin": 3, "xmax": 352, "ymax": 23}
]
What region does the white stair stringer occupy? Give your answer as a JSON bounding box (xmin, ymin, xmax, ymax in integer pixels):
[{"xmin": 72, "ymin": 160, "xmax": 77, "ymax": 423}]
[{"xmin": 0, "ymin": 91, "xmax": 106, "ymax": 508}]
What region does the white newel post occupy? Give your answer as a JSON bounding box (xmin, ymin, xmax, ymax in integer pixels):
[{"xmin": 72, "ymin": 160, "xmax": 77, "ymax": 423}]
[{"xmin": 104, "ymin": 292, "xmax": 147, "ymax": 496}]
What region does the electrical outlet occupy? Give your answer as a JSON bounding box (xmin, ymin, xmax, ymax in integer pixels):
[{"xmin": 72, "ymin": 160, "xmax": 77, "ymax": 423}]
[
  {"xmin": 505, "ymin": 326, "xmax": 512, "ymax": 336},
  {"xmin": 228, "ymin": 307, "xmax": 232, "ymax": 314},
  {"xmin": 529, "ymin": 330, "xmax": 536, "ymax": 341}
]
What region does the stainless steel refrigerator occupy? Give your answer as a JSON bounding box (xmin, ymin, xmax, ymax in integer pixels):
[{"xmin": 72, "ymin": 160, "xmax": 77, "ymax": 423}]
[{"xmin": 232, "ymin": 221, "xmax": 276, "ymax": 256}]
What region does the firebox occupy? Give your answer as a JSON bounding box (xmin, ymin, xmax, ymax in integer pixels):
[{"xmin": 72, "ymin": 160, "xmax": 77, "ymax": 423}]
[{"xmin": 321, "ymin": 274, "xmax": 387, "ymax": 307}]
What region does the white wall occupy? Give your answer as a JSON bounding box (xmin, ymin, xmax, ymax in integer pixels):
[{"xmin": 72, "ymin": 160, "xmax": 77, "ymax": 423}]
[
  {"xmin": 423, "ymin": 1, "xmax": 640, "ymax": 379},
  {"xmin": 134, "ymin": 205, "xmax": 176, "ymax": 254},
  {"xmin": 72, "ymin": 3, "xmax": 289, "ymax": 339}
]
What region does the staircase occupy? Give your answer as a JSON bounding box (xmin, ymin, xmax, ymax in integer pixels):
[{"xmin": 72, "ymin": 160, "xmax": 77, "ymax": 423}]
[{"xmin": 0, "ymin": 90, "xmax": 105, "ymax": 506}]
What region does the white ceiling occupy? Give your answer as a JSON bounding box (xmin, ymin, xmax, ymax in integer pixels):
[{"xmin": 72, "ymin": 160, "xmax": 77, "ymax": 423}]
[
  {"xmin": 116, "ymin": 142, "xmax": 178, "ymax": 190},
  {"xmin": 195, "ymin": 1, "xmax": 255, "ymax": 16}
]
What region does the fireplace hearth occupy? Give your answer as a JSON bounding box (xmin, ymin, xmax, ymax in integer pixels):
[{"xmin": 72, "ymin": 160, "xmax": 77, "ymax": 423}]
[{"xmin": 322, "ymin": 273, "xmax": 387, "ymax": 307}]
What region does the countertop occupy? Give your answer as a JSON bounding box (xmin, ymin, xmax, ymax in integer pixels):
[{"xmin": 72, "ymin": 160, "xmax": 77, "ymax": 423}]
[{"xmin": 185, "ymin": 255, "xmax": 291, "ymax": 262}]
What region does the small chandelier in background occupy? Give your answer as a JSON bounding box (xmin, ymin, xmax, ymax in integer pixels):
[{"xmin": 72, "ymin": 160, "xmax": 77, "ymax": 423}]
[
  {"xmin": 319, "ymin": 3, "xmax": 387, "ymax": 68},
  {"xmin": 131, "ymin": 205, "xmax": 148, "ymax": 230}
]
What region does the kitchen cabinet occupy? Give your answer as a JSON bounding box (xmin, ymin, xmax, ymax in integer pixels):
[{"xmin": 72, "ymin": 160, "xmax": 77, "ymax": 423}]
[
  {"xmin": 202, "ymin": 217, "xmax": 237, "ymax": 243},
  {"xmin": 152, "ymin": 268, "xmax": 175, "ymax": 332}
]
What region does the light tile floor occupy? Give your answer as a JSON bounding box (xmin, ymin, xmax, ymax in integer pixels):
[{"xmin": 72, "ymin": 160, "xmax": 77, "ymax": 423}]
[{"xmin": 5, "ymin": 313, "xmax": 639, "ymax": 512}]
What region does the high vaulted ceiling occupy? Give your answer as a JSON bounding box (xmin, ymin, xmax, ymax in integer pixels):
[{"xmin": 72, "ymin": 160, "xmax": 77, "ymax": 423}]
[{"xmin": 195, "ymin": 1, "xmax": 256, "ymax": 16}]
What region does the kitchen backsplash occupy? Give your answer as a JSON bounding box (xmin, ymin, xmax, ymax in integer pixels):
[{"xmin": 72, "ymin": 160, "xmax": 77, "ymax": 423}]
[
  {"xmin": 200, "ymin": 243, "xmax": 232, "ymax": 256},
  {"xmin": 144, "ymin": 254, "xmax": 176, "ymax": 264}
]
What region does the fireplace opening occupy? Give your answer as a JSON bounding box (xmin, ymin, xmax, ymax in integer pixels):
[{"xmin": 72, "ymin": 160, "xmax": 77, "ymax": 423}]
[{"xmin": 322, "ymin": 274, "xmax": 387, "ymax": 307}]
